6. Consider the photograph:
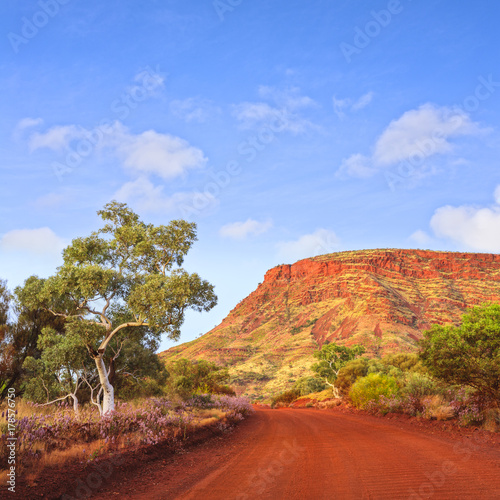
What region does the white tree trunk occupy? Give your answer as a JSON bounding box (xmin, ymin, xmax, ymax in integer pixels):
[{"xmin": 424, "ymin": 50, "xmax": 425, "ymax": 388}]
[
  {"xmin": 95, "ymin": 355, "xmax": 115, "ymax": 415},
  {"xmin": 70, "ymin": 393, "xmax": 79, "ymax": 414}
]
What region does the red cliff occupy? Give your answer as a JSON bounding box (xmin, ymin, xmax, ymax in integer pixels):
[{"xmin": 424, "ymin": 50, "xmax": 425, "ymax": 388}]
[{"xmin": 160, "ymin": 249, "xmax": 500, "ymax": 396}]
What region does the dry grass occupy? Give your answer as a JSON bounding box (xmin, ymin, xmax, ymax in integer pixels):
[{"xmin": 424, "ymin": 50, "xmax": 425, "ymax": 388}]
[
  {"xmin": 1, "ymin": 397, "xmax": 241, "ymax": 484},
  {"xmin": 422, "ymin": 395, "xmax": 455, "ymax": 421},
  {"xmin": 482, "ymin": 409, "xmax": 500, "ymax": 432}
]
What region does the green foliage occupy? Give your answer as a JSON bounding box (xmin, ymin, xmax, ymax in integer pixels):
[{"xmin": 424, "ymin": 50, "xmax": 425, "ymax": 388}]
[
  {"xmin": 1, "ymin": 279, "xmax": 68, "ymax": 400},
  {"xmin": 22, "ymin": 326, "xmax": 90, "ymax": 405},
  {"xmin": 166, "ymin": 358, "xmax": 231, "ymax": 397},
  {"xmin": 381, "ymin": 353, "xmax": 426, "ymax": 374},
  {"xmin": 349, "ymin": 373, "xmax": 400, "ymax": 409},
  {"xmin": 231, "ymin": 371, "xmax": 270, "ymax": 384},
  {"xmin": 14, "ymin": 202, "xmax": 217, "ymax": 413},
  {"xmin": 290, "ymin": 318, "xmax": 317, "ymax": 335},
  {"xmin": 419, "ymin": 303, "xmax": 500, "ymax": 401},
  {"xmin": 271, "ymin": 389, "xmax": 301, "ymax": 408},
  {"xmin": 311, "ymin": 343, "xmax": 365, "ymax": 388},
  {"xmin": 400, "ymin": 372, "xmax": 439, "ymax": 398},
  {"xmin": 293, "ymin": 376, "xmax": 326, "ymax": 396},
  {"xmin": 336, "ymin": 358, "xmax": 370, "ymax": 395}
]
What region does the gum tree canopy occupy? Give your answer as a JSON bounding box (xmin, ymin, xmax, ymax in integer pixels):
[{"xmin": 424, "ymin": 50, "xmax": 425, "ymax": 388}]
[{"xmin": 18, "ymin": 202, "xmax": 217, "ymax": 414}]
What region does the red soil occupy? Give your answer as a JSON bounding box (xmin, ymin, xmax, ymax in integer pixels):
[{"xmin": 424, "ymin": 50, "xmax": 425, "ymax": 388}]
[{"xmin": 18, "ymin": 407, "xmax": 500, "ymax": 499}]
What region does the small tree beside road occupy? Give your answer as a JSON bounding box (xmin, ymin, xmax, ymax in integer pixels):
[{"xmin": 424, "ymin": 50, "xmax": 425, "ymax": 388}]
[{"xmin": 311, "ymin": 343, "xmax": 365, "ymax": 398}]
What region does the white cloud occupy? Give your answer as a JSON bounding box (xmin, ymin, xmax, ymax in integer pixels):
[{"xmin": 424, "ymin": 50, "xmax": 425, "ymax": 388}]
[
  {"xmin": 112, "ymin": 128, "xmax": 206, "ymax": 179},
  {"xmin": 338, "ymin": 104, "xmax": 485, "ymax": 178},
  {"xmin": 29, "ymin": 125, "xmax": 86, "ymax": 152},
  {"xmin": 219, "ymin": 219, "xmax": 272, "ymax": 240},
  {"xmin": 14, "ymin": 117, "xmax": 44, "ymax": 138},
  {"xmin": 494, "ymin": 185, "xmax": 500, "ymax": 205},
  {"xmin": 351, "ymin": 91, "xmax": 374, "ymax": 111},
  {"xmin": 373, "ymin": 104, "xmax": 481, "ymax": 166},
  {"xmin": 277, "ymin": 229, "xmax": 340, "ymax": 262},
  {"xmin": 332, "ymin": 96, "xmax": 351, "ymax": 119},
  {"xmin": 430, "ymin": 187, "xmax": 500, "ymax": 253},
  {"xmin": 333, "ymin": 91, "xmax": 374, "ymax": 118},
  {"xmin": 126, "ymin": 66, "xmax": 166, "ymax": 98},
  {"xmin": 28, "ymin": 121, "xmax": 207, "ymax": 180},
  {"xmin": 233, "ymin": 86, "xmax": 316, "ymax": 134},
  {"xmin": 337, "ymin": 154, "xmax": 375, "ymax": 178},
  {"xmin": 409, "ymin": 230, "xmax": 433, "ymax": 247},
  {"xmin": 170, "ymin": 97, "xmax": 221, "ymax": 123},
  {"xmin": 0, "ymin": 227, "xmax": 66, "ymax": 256},
  {"xmin": 114, "ymin": 177, "xmax": 218, "ymax": 215},
  {"xmin": 258, "ymin": 86, "xmax": 315, "ymax": 110}
]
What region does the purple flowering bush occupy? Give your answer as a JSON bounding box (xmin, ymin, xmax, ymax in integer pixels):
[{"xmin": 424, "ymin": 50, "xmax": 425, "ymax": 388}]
[{"xmin": 0, "ymin": 394, "xmax": 252, "ymax": 471}]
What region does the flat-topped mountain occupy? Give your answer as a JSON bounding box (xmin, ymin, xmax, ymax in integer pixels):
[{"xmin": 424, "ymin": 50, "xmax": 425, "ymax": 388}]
[{"xmin": 160, "ymin": 249, "xmax": 500, "ymax": 397}]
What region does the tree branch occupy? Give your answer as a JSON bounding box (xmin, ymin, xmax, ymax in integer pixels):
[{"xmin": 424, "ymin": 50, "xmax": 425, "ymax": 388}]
[{"xmin": 98, "ymin": 321, "xmax": 148, "ymax": 353}]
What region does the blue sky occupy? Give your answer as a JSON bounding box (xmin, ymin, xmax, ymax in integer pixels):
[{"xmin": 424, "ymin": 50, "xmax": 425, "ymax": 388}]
[{"xmin": 1, "ymin": 0, "xmax": 499, "ymax": 351}]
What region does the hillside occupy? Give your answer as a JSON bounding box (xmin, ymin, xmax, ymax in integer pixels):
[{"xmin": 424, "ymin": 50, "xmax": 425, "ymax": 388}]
[{"xmin": 159, "ymin": 249, "xmax": 500, "ymax": 398}]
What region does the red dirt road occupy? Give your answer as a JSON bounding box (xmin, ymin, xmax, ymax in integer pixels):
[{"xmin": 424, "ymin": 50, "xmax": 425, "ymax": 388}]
[{"xmin": 99, "ymin": 408, "xmax": 500, "ymax": 500}]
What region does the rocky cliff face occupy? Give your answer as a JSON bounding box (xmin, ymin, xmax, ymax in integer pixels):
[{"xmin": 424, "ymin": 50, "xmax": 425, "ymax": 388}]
[{"xmin": 160, "ymin": 249, "xmax": 500, "ymax": 397}]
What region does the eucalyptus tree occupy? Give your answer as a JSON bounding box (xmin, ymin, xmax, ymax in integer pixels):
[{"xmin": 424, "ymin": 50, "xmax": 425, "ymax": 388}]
[
  {"xmin": 23, "ymin": 327, "xmax": 90, "ymax": 413},
  {"xmin": 18, "ymin": 201, "xmax": 217, "ymax": 414},
  {"xmin": 311, "ymin": 343, "xmax": 365, "ymax": 398},
  {"xmin": 1, "ymin": 280, "xmax": 67, "ymax": 400},
  {"xmin": 420, "ymin": 303, "xmax": 500, "ymax": 403}
]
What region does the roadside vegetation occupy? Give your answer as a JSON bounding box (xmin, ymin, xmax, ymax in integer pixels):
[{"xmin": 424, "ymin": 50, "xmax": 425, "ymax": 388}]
[
  {"xmin": 0, "ymin": 203, "xmax": 252, "ymax": 483},
  {"xmin": 0, "ymin": 357, "xmax": 251, "ymax": 480},
  {"xmin": 272, "ymin": 304, "xmax": 500, "ymax": 432}
]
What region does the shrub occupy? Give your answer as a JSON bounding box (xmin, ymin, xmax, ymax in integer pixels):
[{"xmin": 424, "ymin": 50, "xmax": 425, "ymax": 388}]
[
  {"xmin": 419, "ymin": 303, "xmax": 500, "ymax": 401},
  {"xmin": 336, "ymin": 358, "xmax": 369, "ymax": 395},
  {"xmin": 349, "ymin": 373, "xmax": 400, "ymax": 409},
  {"xmin": 271, "ymin": 389, "xmax": 301, "ymax": 409},
  {"xmin": 421, "ymin": 395, "xmax": 455, "ymax": 421},
  {"xmin": 294, "ymin": 377, "xmax": 326, "ymax": 396},
  {"xmin": 401, "ymin": 372, "xmax": 439, "ymax": 398},
  {"xmin": 381, "ymin": 353, "xmax": 426, "ymax": 374}
]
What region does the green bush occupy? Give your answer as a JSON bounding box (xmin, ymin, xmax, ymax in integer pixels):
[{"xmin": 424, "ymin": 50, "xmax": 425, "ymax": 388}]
[
  {"xmin": 419, "ymin": 303, "xmax": 500, "ymax": 401},
  {"xmin": 336, "ymin": 358, "xmax": 369, "ymax": 394},
  {"xmin": 381, "ymin": 353, "xmax": 426, "ymax": 374},
  {"xmin": 271, "ymin": 389, "xmax": 301, "ymax": 408},
  {"xmin": 401, "ymin": 372, "xmax": 439, "ymax": 398},
  {"xmin": 294, "ymin": 376, "xmax": 326, "ymax": 396},
  {"xmin": 349, "ymin": 373, "xmax": 400, "ymax": 409}
]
